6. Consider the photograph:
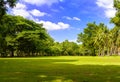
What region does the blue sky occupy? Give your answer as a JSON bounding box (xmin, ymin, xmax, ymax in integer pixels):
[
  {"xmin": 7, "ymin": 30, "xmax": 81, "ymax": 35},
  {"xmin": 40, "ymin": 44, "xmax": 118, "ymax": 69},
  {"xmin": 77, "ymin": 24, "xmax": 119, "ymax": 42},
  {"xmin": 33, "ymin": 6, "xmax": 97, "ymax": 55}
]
[{"xmin": 9, "ymin": 0, "xmax": 116, "ymax": 42}]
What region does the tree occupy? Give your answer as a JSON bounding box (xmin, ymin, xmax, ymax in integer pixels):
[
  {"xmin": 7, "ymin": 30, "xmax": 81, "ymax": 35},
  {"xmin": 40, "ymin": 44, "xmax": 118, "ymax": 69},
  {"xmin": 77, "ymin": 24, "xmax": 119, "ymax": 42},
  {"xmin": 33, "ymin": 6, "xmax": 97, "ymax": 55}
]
[
  {"xmin": 110, "ymin": 0, "xmax": 120, "ymax": 55},
  {"xmin": 0, "ymin": 0, "xmax": 17, "ymax": 17},
  {"xmin": 0, "ymin": 0, "xmax": 18, "ymax": 56},
  {"xmin": 93, "ymin": 23, "xmax": 110, "ymax": 56},
  {"xmin": 50, "ymin": 42, "xmax": 62, "ymax": 56},
  {"xmin": 0, "ymin": 15, "xmax": 54, "ymax": 57},
  {"xmin": 77, "ymin": 22, "xmax": 110, "ymax": 56},
  {"xmin": 61, "ymin": 40, "xmax": 80, "ymax": 56},
  {"xmin": 77, "ymin": 22, "xmax": 98, "ymax": 56}
]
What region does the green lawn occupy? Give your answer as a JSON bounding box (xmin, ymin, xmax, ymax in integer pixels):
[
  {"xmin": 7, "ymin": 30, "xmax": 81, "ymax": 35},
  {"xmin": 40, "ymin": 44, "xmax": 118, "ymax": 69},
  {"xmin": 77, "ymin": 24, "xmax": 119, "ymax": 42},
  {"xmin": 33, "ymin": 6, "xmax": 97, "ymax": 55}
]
[{"xmin": 0, "ymin": 56, "xmax": 120, "ymax": 82}]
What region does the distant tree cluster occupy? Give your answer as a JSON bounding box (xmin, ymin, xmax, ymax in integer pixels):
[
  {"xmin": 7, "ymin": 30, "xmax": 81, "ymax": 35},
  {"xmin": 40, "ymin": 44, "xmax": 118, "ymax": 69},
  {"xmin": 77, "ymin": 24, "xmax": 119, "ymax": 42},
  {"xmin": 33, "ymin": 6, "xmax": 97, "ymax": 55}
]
[{"xmin": 49, "ymin": 40, "xmax": 82, "ymax": 56}]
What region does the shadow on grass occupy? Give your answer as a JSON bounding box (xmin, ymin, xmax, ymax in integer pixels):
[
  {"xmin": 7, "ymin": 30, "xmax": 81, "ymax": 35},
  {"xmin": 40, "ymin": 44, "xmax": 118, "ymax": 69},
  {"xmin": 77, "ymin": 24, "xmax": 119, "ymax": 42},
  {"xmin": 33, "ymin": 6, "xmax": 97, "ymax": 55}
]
[{"xmin": 0, "ymin": 59, "xmax": 120, "ymax": 82}]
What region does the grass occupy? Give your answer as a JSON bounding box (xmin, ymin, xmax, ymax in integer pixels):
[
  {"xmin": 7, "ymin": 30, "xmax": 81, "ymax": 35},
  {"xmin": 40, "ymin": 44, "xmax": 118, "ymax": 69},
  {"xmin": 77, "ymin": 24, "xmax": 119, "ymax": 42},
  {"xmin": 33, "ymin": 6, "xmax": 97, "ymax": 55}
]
[{"xmin": 0, "ymin": 56, "xmax": 120, "ymax": 82}]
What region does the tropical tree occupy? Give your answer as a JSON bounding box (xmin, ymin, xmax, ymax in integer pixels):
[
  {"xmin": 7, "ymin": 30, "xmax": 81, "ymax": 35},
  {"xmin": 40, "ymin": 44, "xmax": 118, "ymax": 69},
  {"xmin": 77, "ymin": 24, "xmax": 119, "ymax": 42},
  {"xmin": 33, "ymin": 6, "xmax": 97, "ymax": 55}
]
[
  {"xmin": 93, "ymin": 23, "xmax": 110, "ymax": 56},
  {"xmin": 77, "ymin": 22, "xmax": 110, "ymax": 56},
  {"xmin": 77, "ymin": 22, "xmax": 98, "ymax": 56},
  {"xmin": 110, "ymin": 0, "xmax": 120, "ymax": 55}
]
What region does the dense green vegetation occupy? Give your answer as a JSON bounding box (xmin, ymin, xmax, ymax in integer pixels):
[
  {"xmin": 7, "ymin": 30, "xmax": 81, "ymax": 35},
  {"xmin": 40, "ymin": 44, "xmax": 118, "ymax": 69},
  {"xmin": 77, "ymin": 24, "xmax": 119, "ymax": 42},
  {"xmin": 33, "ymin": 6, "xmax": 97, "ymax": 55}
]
[
  {"xmin": 77, "ymin": 0, "xmax": 120, "ymax": 56},
  {"xmin": 0, "ymin": 56, "xmax": 120, "ymax": 82},
  {"xmin": 0, "ymin": 15, "xmax": 54, "ymax": 57},
  {"xmin": 0, "ymin": 0, "xmax": 120, "ymax": 56},
  {"xmin": 0, "ymin": 15, "xmax": 82, "ymax": 57},
  {"xmin": 77, "ymin": 22, "xmax": 120, "ymax": 56}
]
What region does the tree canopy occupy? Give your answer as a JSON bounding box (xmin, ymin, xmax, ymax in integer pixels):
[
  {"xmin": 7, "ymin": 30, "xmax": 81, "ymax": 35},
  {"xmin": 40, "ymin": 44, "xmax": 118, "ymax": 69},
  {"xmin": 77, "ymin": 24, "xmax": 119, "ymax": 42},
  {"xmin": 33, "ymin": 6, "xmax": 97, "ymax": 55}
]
[{"xmin": 0, "ymin": 15, "xmax": 54, "ymax": 57}]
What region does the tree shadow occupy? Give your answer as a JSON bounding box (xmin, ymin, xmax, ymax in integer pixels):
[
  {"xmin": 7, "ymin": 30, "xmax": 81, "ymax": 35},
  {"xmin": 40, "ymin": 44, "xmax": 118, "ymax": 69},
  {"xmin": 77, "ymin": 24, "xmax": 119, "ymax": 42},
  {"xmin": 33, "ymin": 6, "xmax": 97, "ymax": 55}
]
[
  {"xmin": 0, "ymin": 59, "xmax": 120, "ymax": 82},
  {"xmin": 35, "ymin": 64, "xmax": 120, "ymax": 82}
]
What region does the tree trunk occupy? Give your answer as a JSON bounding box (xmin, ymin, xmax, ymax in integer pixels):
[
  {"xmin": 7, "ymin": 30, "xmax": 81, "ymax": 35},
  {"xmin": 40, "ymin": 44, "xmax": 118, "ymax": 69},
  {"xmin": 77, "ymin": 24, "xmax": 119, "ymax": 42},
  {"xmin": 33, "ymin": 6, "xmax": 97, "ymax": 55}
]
[
  {"xmin": 107, "ymin": 47, "xmax": 110, "ymax": 56},
  {"xmin": 10, "ymin": 50, "xmax": 14, "ymax": 57}
]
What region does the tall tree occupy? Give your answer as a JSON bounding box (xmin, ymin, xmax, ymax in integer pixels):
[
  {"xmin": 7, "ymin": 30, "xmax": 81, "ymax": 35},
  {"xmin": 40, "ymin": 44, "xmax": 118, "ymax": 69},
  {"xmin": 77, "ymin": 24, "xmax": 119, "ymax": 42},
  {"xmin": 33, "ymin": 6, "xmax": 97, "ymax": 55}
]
[
  {"xmin": 77, "ymin": 22, "xmax": 98, "ymax": 56},
  {"xmin": 0, "ymin": 15, "xmax": 54, "ymax": 57},
  {"xmin": 77, "ymin": 22, "xmax": 110, "ymax": 56},
  {"xmin": 110, "ymin": 0, "xmax": 120, "ymax": 55}
]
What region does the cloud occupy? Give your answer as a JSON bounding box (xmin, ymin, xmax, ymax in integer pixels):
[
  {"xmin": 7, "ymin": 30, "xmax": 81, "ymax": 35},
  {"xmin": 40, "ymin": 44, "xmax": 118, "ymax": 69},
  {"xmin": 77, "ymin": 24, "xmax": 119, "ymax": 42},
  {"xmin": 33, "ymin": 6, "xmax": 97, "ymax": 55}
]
[
  {"xmin": 105, "ymin": 9, "xmax": 116, "ymax": 18},
  {"xmin": 22, "ymin": 0, "xmax": 58, "ymax": 6},
  {"xmin": 30, "ymin": 9, "xmax": 47, "ymax": 17},
  {"xmin": 96, "ymin": 0, "xmax": 116, "ymax": 18},
  {"xmin": 63, "ymin": 16, "xmax": 81, "ymax": 21},
  {"xmin": 64, "ymin": 16, "xmax": 72, "ymax": 20},
  {"xmin": 10, "ymin": 2, "xmax": 70, "ymax": 31},
  {"xmin": 12, "ymin": 9, "xmax": 32, "ymax": 18},
  {"xmin": 73, "ymin": 17, "xmax": 81, "ymax": 21},
  {"xmin": 15, "ymin": 2, "xmax": 27, "ymax": 9},
  {"xmin": 38, "ymin": 21, "xmax": 70, "ymax": 30},
  {"xmin": 96, "ymin": 0, "xmax": 113, "ymax": 9},
  {"xmin": 11, "ymin": 3, "xmax": 47, "ymax": 19},
  {"xmin": 11, "ymin": 3, "xmax": 32, "ymax": 19}
]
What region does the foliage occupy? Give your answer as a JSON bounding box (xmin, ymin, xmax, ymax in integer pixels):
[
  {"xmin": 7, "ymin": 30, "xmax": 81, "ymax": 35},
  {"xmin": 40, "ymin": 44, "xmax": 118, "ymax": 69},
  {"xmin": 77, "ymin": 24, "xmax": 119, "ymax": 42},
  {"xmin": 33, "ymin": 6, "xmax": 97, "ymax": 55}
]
[
  {"xmin": 48, "ymin": 40, "xmax": 82, "ymax": 56},
  {"xmin": 77, "ymin": 0, "xmax": 120, "ymax": 56},
  {"xmin": 0, "ymin": 15, "xmax": 54, "ymax": 57},
  {"xmin": 0, "ymin": 14, "xmax": 82, "ymax": 57}
]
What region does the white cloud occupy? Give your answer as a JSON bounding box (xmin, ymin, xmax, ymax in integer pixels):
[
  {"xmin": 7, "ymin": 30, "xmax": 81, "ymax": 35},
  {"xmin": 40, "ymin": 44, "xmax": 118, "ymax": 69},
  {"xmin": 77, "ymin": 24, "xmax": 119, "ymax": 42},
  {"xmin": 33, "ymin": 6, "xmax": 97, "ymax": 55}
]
[
  {"xmin": 96, "ymin": 0, "xmax": 116, "ymax": 18},
  {"xmin": 11, "ymin": 3, "xmax": 32, "ymax": 18},
  {"xmin": 63, "ymin": 16, "xmax": 81, "ymax": 21},
  {"xmin": 73, "ymin": 17, "xmax": 81, "ymax": 21},
  {"xmin": 38, "ymin": 21, "xmax": 70, "ymax": 30},
  {"xmin": 105, "ymin": 9, "xmax": 116, "ymax": 18},
  {"xmin": 15, "ymin": 3, "xmax": 27, "ymax": 9},
  {"xmin": 11, "ymin": 3, "xmax": 47, "ymax": 20},
  {"xmin": 64, "ymin": 16, "xmax": 72, "ymax": 20},
  {"xmin": 30, "ymin": 9, "xmax": 47, "ymax": 17},
  {"xmin": 10, "ymin": 2, "xmax": 70, "ymax": 31},
  {"xmin": 96, "ymin": 0, "xmax": 113, "ymax": 9},
  {"xmin": 12, "ymin": 9, "xmax": 32, "ymax": 18},
  {"xmin": 22, "ymin": 0, "xmax": 58, "ymax": 6}
]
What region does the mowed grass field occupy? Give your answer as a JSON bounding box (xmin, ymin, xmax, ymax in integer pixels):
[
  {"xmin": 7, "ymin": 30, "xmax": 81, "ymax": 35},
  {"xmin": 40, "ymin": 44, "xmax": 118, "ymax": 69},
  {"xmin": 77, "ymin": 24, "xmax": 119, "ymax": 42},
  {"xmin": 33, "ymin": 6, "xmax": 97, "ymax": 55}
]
[{"xmin": 0, "ymin": 56, "xmax": 120, "ymax": 82}]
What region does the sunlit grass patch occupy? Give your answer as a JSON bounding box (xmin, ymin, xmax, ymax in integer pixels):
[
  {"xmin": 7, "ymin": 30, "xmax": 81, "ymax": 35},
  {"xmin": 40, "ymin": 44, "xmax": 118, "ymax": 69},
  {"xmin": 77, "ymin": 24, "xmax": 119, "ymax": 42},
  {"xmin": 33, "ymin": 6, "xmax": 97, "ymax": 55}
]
[{"xmin": 0, "ymin": 56, "xmax": 120, "ymax": 82}]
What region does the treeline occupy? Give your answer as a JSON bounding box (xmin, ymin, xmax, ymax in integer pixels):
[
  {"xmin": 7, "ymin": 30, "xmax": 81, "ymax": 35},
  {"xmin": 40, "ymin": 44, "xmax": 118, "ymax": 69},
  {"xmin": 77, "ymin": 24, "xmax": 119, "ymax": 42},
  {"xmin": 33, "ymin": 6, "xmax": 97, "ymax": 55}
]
[
  {"xmin": 0, "ymin": 15, "xmax": 83, "ymax": 57},
  {"xmin": 0, "ymin": 0, "xmax": 120, "ymax": 57},
  {"xmin": 77, "ymin": 22, "xmax": 120, "ymax": 56}
]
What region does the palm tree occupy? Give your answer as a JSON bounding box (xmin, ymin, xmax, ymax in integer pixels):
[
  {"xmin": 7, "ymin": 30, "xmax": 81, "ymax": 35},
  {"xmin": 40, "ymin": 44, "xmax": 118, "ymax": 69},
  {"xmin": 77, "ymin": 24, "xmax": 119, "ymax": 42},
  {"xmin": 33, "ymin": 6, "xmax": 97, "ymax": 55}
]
[{"xmin": 93, "ymin": 23, "xmax": 109, "ymax": 56}]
